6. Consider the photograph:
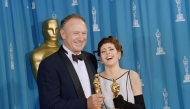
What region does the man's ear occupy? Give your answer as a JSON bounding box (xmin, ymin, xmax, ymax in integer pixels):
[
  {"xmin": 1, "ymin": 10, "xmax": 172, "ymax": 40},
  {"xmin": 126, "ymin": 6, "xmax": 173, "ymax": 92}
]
[{"xmin": 60, "ymin": 29, "xmax": 66, "ymax": 39}]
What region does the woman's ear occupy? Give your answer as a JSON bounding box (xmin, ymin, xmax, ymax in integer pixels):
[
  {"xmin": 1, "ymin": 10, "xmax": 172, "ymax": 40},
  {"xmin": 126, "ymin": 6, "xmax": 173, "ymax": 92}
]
[
  {"xmin": 99, "ymin": 58, "xmax": 103, "ymax": 63},
  {"xmin": 118, "ymin": 51, "xmax": 121, "ymax": 59}
]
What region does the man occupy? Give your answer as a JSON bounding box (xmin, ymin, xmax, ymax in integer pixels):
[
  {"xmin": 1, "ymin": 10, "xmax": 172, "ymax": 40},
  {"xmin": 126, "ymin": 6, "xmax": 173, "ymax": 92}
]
[
  {"xmin": 30, "ymin": 19, "xmax": 60, "ymax": 79},
  {"xmin": 37, "ymin": 14, "xmax": 104, "ymax": 109}
]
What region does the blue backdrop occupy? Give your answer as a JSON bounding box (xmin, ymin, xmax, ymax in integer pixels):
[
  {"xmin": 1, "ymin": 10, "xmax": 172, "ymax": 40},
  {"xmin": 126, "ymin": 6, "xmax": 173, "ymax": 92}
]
[{"xmin": 0, "ymin": 0, "xmax": 190, "ymax": 109}]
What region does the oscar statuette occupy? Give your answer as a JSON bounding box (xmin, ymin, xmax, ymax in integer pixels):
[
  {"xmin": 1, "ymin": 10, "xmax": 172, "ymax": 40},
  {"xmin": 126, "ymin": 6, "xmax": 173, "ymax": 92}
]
[
  {"xmin": 93, "ymin": 74, "xmax": 101, "ymax": 109},
  {"xmin": 110, "ymin": 78, "xmax": 120, "ymax": 109}
]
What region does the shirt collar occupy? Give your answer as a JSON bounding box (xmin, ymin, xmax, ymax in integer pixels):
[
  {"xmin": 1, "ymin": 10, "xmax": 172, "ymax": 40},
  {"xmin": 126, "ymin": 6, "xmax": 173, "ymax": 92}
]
[{"xmin": 62, "ymin": 45, "xmax": 82, "ymax": 57}]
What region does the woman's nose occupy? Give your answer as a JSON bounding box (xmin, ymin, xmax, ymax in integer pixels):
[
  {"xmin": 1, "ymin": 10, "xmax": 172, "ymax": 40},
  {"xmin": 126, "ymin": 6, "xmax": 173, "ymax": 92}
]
[{"xmin": 106, "ymin": 51, "xmax": 110, "ymax": 54}]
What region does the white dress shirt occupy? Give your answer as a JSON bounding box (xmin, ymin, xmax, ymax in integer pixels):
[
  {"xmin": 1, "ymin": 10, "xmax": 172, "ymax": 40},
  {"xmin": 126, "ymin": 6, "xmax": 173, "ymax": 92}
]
[{"xmin": 62, "ymin": 45, "xmax": 92, "ymax": 98}]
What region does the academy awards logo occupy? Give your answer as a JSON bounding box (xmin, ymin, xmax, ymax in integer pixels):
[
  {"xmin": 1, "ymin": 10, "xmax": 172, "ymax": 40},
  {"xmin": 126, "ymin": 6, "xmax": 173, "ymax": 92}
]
[
  {"xmin": 183, "ymin": 56, "xmax": 190, "ymax": 83},
  {"xmin": 137, "ymin": 61, "xmax": 144, "ymax": 86},
  {"xmin": 32, "ymin": 1, "xmax": 35, "ymax": 9},
  {"xmin": 4, "ymin": 0, "xmax": 8, "ymax": 7},
  {"xmin": 9, "ymin": 42, "xmax": 14, "ymax": 70},
  {"xmin": 132, "ymin": 2, "xmax": 140, "ymax": 27},
  {"xmin": 72, "ymin": 0, "xmax": 78, "ymax": 6},
  {"xmin": 52, "ymin": 11, "xmax": 57, "ymax": 19},
  {"xmin": 92, "ymin": 6, "xmax": 100, "ymax": 31},
  {"xmin": 162, "ymin": 88, "xmax": 170, "ymax": 109},
  {"xmin": 155, "ymin": 29, "xmax": 165, "ymax": 55},
  {"xmin": 175, "ymin": 0, "xmax": 185, "ymax": 22}
]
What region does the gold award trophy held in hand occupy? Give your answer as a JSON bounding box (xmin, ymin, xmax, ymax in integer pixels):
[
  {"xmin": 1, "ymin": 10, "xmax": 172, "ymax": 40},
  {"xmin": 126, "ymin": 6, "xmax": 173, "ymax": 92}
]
[
  {"xmin": 93, "ymin": 74, "xmax": 101, "ymax": 109},
  {"xmin": 110, "ymin": 78, "xmax": 120, "ymax": 98},
  {"xmin": 111, "ymin": 78, "xmax": 120, "ymax": 109}
]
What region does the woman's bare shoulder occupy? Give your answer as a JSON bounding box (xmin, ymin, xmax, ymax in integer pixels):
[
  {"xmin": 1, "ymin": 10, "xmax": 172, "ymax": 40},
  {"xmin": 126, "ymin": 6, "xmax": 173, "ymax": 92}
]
[{"xmin": 128, "ymin": 70, "xmax": 140, "ymax": 79}]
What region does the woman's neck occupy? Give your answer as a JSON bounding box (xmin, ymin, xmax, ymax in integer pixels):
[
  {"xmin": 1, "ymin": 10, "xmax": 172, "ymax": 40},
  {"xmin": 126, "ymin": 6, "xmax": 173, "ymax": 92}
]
[{"xmin": 103, "ymin": 65, "xmax": 123, "ymax": 79}]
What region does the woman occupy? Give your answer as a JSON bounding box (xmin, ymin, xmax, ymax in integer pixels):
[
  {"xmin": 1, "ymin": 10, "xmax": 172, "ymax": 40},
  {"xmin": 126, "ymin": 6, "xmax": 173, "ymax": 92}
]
[{"xmin": 97, "ymin": 36, "xmax": 146, "ymax": 109}]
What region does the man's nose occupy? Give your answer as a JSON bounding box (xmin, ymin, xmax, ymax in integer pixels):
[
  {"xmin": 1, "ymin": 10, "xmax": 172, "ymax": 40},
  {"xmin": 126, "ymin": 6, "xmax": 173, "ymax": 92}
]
[{"xmin": 78, "ymin": 33, "xmax": 85, "ymax": 40}]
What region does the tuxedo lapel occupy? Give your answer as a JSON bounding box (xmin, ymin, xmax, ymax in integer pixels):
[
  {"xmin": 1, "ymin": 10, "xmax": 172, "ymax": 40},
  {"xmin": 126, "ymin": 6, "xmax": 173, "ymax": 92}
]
[
  {"xmin": 57, "ymin": 47, "xmax": 85, "ymax": 98},
  {"xmin": 81, "ymin": 53, "xmax": 95, "ymax": 94}
]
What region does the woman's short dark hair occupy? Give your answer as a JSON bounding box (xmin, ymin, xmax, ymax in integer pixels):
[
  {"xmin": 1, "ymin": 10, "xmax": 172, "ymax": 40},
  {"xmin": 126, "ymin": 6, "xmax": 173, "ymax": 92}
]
[{"xmin": 97, "ymin": 36, "xmax": 123, "ymax": 57}]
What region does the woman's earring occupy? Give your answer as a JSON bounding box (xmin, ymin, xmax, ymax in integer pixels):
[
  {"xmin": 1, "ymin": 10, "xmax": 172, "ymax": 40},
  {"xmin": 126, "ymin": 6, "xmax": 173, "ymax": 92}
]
[{"xmin": 99, "ymin": 59, "xmax": 103, "ymax": 64}]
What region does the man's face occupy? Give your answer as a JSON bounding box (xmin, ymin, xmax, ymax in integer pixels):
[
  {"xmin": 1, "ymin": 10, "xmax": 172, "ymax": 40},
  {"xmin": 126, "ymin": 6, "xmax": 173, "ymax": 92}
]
[
  {"xmin": 60, "ymin": 18, "xmax": 87, "ymax": 54},
  {"xmin": 44, "ymin": 20, "xmax": 59, "ymax": 41}
]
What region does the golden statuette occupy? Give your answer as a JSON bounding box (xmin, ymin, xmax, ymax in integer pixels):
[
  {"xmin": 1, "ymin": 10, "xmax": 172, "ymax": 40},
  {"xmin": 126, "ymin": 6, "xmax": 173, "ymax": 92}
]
[
  {"xmin": 94, "ymin": 74, "xmax": 101, "ymax": 94},
  {"xmin": 110, "ymin": 78, "xmax": 120, "ymax": 98},
  {"xmin": 93, "ymin": 74, "xmax": 101, "ymax": 109}
]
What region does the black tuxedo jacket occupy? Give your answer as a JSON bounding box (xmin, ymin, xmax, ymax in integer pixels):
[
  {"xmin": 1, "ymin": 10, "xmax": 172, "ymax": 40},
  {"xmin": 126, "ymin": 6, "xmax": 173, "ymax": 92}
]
[{"xmin": 37, "ymin": 47, "xmax": 98, "ymax": 109}]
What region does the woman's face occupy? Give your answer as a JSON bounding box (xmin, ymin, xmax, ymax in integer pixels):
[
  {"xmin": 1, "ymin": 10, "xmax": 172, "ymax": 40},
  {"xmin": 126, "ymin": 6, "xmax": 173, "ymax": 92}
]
[{"xmin": 100, "ymin": 43, "xmax": 121, "ymax": 67}]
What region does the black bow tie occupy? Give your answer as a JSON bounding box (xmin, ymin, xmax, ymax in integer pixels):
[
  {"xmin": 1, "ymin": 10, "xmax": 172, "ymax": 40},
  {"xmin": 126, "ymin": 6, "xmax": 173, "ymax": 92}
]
[{"xmin": 72, "ymin": 54, "xmax": 83, "ymax": 63}]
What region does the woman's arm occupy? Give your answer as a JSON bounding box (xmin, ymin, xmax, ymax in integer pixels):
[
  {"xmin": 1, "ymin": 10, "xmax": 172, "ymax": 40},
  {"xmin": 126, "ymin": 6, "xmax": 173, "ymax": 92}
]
[
  {"xmin": 113, "ymin": 94, "xmax": 146, "ymax": 109},
  {"xmin": 113, "ymin": 70, "xmax": 146, "ymax": 109}
]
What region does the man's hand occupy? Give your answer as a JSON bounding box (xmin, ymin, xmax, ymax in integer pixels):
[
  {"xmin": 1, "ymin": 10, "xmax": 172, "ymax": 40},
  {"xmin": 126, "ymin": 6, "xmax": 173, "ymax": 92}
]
[{"xmin": 87, "ymin": 94, "xmax": 104, "ymax": 109}]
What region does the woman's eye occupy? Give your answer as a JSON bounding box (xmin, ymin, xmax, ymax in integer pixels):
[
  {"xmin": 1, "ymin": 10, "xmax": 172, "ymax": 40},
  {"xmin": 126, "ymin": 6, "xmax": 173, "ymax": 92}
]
[{"xmin": 101, "ymin": 51, "xmax": 105, "ymax": 53}]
